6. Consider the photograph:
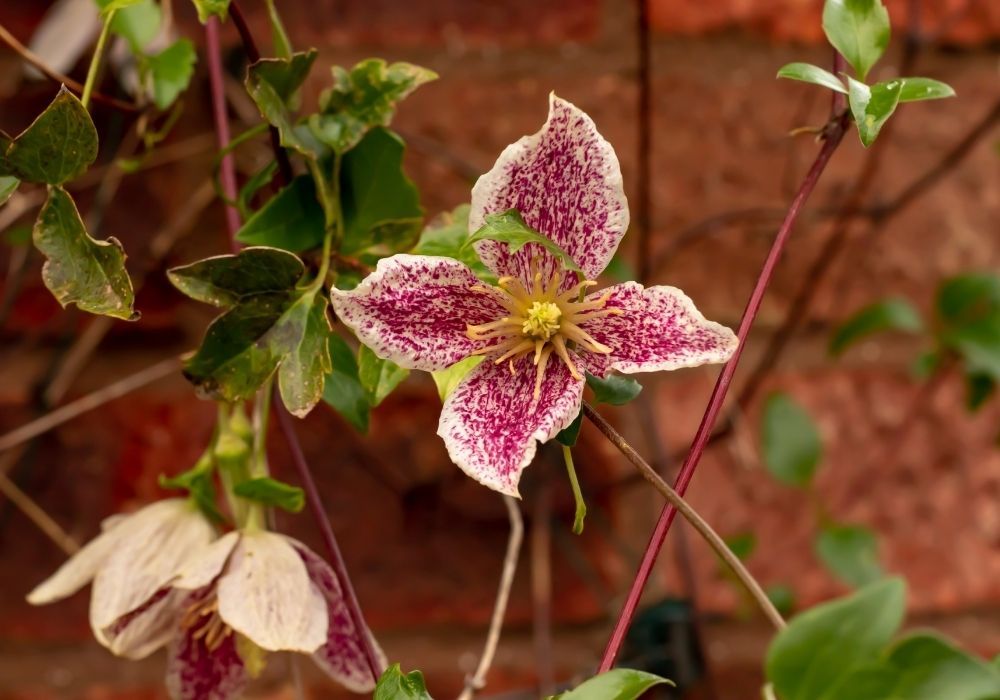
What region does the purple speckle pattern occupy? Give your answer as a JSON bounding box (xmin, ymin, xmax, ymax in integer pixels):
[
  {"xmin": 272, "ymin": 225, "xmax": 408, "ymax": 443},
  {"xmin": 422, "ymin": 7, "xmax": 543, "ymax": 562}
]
[
  {"xmin": 580, "ymin": 282, "xmax": 738, "ymax": 376},
  {"xmin": 101, "ymin": 586, "xmax": 181, "ymax": 659},
  {"xmin": 290, "ymin": 541, "xmax": 385, "ymax": 693},
  {"xmin": 470, "ymin": 93, "xmax": 629, "ymax": 287},
  {"xmin": 438, "ymin": 356, "xmax": 585, "ymax": 496},
  {"xmin": 165, "ymin": 589, "xmax": 247, "ymax": 700},
  {"xmin": 330, "ymin": 254, "xmax": 508, "ymax": 371}
]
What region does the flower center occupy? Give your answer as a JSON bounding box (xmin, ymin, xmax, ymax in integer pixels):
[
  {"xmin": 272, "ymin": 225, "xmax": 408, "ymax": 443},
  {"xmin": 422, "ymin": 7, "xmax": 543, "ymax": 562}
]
[
  {"xmin": 466, "ymin": 261, "xmax": 622, "ymax": 400},
  {"xmin": 180, "ymin": 591, "xmax": 232, "ymax": 651}
]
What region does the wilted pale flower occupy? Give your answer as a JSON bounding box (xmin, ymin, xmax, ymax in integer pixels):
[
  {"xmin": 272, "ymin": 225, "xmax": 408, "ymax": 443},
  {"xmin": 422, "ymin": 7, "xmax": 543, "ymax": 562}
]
[
  {"xmin": 166, "ymin": 529, "xmax": 385, "ymax": 699},
  {"xmin": 331, "ymin": 94, "xmax": 738, "ymax": 496},
  {"xmin": 27, "ymin": 498, "xmax": 215, "ymax": 659}
]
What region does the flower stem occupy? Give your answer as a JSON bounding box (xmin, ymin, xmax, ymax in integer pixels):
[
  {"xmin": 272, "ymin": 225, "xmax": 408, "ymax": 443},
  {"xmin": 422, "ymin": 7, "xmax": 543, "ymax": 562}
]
[
  {"xmin": 596, "ymin": 105, "xmax": 849, "ymax": 671},
  {"xmin": 80, "ymin": 10, "xmax": 115, "ymax": 111},
  {"xmin": 561, "ymin": 445, "xmax": 586, "ymax": 534}
]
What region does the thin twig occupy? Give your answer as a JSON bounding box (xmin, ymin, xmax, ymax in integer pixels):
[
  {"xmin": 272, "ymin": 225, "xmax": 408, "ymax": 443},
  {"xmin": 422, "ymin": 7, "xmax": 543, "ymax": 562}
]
[
  {"xmin": 635, "ymin": 0, "xmax": 652, "ymax": 283},
  {"xmin": 457, "ymin": 495, "xmax": 524, "ymax": 700},
  {"xmin": 205, "ymin": 17, "xmax": 243, "ymax": 249},
  {"xmin": 583, "ymin": 404, "xmax": 785, "ymax": 632},
  {"xmin": 0, "ymin": 468, "xmax": 79, "ymax": 555},
  {"xmin": 531, "ymin": 475, "xmax": 555, "ymax": 697}
]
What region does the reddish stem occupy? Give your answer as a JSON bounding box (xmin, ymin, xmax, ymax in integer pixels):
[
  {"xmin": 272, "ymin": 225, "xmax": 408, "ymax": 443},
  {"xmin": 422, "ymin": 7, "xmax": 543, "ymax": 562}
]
[
  {"xmin": 597, "ymin": 107, "xmax": 850, "ymax": 671},
  {"xmin": 204, "ymin": 17, "xmax": 242, "ymax": 248}
]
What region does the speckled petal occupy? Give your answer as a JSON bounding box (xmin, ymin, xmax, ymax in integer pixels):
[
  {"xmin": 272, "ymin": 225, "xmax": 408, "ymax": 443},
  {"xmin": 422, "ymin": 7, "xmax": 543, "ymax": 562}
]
[
  {"xmin": 99, "ymin": 587, "xmax": 186, "ymax": 659},
  {"xmin": 470, "ymin": 93, "xmax": 629, "ymax": 286},
  {"xmin": 330, "ymin": 254, "xmax": 509, "ymax": 371},
  {"xmin": 438, "ymin": 356, "xmax": 584, "ymax": 496},
  {"xmin": 166, "ymin": 589, "xmax": 248, "ymax": 700},
  {"xmin": 173, "ymin": 531, "xmax": 239, "ymax": 591},
  {"xmin": 288, "ymin": 540, "xmax": 386, "ymax": 693},
  {"xmin": 580, "ymin": 282, "xmax": 737, "ymax": 375}
]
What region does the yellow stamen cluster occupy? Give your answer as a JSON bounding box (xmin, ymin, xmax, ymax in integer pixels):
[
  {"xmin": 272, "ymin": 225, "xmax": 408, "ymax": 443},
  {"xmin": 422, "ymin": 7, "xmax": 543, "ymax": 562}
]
[
  {"xmin": 180, "ymin": 593, "xmax": 232, "ymax": 651},
  {"xmin": 467, "ymin": 263, "xmax": 622, "ymax": 400}
]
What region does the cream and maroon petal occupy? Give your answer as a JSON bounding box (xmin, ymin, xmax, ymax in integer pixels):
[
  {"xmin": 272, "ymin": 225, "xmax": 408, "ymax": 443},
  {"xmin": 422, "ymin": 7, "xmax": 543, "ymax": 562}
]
[
  {"xmin": 166, "ymin": 590, "xmax": 248, "ymax": 700},
  {"xmin": 26, "ymin": 521, "xmax": 121, "ymax": 605},
  {"xmin": 438, "ymin": 356, "xmax": 585, "ymax": 496},
  {"xmin": 579, "ymin": 282, "xmax": 737, "ymax": 375},
  {"xmin": 173, "ymin": 531, "xmax": 239, "ymax": 591},
  {"xmin": 288, "ymin": 539, "xmax": 386, "ymax": 693},
  {"xmin": 99, "ymin": 587, "xmax": 186, "ymax": 659},
  {"xmin": 330, "ymin": 254, "xmax": 509, "ymax": 371},
  {"xmin": 470, "ymin": 93, "xmax": 629, "ymax": 286}
]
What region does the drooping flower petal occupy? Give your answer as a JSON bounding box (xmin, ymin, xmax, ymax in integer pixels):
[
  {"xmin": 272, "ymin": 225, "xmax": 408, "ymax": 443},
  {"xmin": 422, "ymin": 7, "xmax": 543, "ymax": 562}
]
[
  {"xmin": 216, "ymin": 531, "xmax": 328, "ymax": 653},
  {"xmin": 173, "ymin": 531, "xmax": 240, "ymax": 591},
  {"xmin": 166, "ymin": 589, "xmax": 248, "ymax": 700},
  {"xmin": 331, "ymin": 255, "xmax": 509, "ymax": 371},
  {"xmin": 579, "ymin": 282, "xmax": 738, "ymax": 375},
  {"xmin": 90, "ymin": 500, "xmax": 215, "ymax": 632},
  {"xmin": 470, "ymin": 93, "xmax": 629, "ymax": 286},
  {"xmin": 438, "ymin": 356, "xmax": 584, "ymax": 496},
  {"xmin": 26, "ymin": 521, "xmax": 122, "ymax": 605},
  {"xmin": 289, "ymin": 540, "xmax": 386, "ymax": 692},
  {"xmin": 98, "ymin": 587, "xmax": 187, "ymax": 659}
]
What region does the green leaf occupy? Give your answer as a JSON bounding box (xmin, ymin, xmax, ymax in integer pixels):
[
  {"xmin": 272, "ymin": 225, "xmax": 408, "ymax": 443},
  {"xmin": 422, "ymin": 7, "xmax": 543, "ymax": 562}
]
[
  {"xmin": 159, "ymin": 454, "xmax": 223, "ymax": 523},
  {"xmin": 340, "ymin": 127, "xmax": 423, "ymax": 256},
  {"xmin": 0, "ymin": 176, "xmax": 19, "ymax": 206},
  {"xmin": 815, "ymin": 523, "xmax": 883, "ymax": 588},
  {"xmin": 555, "ymin": 409, "xmax": 583, "ymax": 447},
  {"xmin": 761, "ymin": 393, "xmax": 822, "ymax": 488},
  {"xmin": 936, "ymin": 274, "xmax": 1000, "ymax": 326},
  {"xmin": 101, "ymin": 0, "xmax": 161, "ymax": 51},
  {"xmin": 0, "ymin": 131, "xmax": 13, "ymax": 176},
  {"xmin": 898, "ymin": 77, "xmax": 956, "ymax": 103},
  {"xmin": 724, "ymin": 532, "xmax": 757, "ymax": 561},
  {"xmin": 945, "ymin": 317, "xmax": 1000, "ymax": 381},
  {"xmin": 557, "ymin": 669, "xmax": 672, "ymax": 700},
  {"xmin": 264, "ymin": 0, "xmax": 293, "ymax": 59},
  {"xmin": 250, "ymin": 51, "xmax": 317, "ymax": 105},
  {"xmin": 822, "ymin": 0, "xmax": 890, "ymax": 81},
  {"xmin": 167, "ymin": 247, "xmax": 305, "ymax": 307},
  {"xmin": 191, "ymin": 0, "xmax": 230, "ymax": 23},
  {"xmin": 235, "ymin": 175, "xmax": 325, "ymax": 252},
  {"xmin": 271, "ymin": 290, "xmax": 332, "ymax": 418},
  {"xmin": 585, "ymin": 374, "xmax": 642, "ymax": 406},
  {"xmin": 323, "ymin": 335, "xmax": 371, "ymax": 432},
  {"xmin": 765, "ymin": 577, "xmax": 906, "ymax": 700},
  {"xmin": 766, "ymin": 584, "xmax": 797, "ymax": 616},
  {"xmin": 309, "ymin": 58, "xmax": 436, "ymax": 154},
  {"xmin": 776, "ymin": 62, "xmax": 848, "ymax": 93},
  {"xmin": 965, "ymin": 371, "xmax": 996, "ymax": 412},
  {"xmin": 33, "ymin": 186, "xmax": 136, "ymax": 320},
  {"xmin": 829, "ymin": 298, "xmax": 923, "ymax": 356},
  {"xmin": 7, "ymin": 87, "xmax": 98, "ymax": 185},
  {"xmin": 412, "ymin": 204, "xmax": 493, "ymax": 281},
  {"xmin": 431, "ymin": 355, "xmax": 483, "ymax": 402},
  {"xmin": 374, "ymin": 664, "xmax": 433, "ymax": 700},
  {"xmin": 465, "ymin": 209, "xmax": 583, "ymax": 277},
  {"xmin": 237, "ymin": 161, "xmax": 278, "ymax": 220},
  {"xmin": 841, "ymin": 633, "xmax": 1000, "ymax": 700},
  {"xmin": 847, "ymin": 77, "xmax": 903, "ymax": 148},
  {"xmin": 98, "ymin": 0, "xmax": 144, "ymax": 15},
  {"xmin": 246, "ymin": 60, "xmax": 326, "ymax": 158},
  {"xmin": 358, "ymin": 345, "xmax": 409, "ymax": 406},
  {"xmin": 146, "ymin": 39, "xmax": 197, "ymax": 109},
  {"xmin": 233, "ymin": 477, "xmax": 305, "ymax": 513}
]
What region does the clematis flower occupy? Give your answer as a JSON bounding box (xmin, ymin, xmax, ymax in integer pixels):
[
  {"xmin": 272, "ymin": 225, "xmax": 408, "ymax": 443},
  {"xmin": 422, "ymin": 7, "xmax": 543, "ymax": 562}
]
[
  {"xmin": 332, "ymin": 94, "xmax": 738, "ymax": 496},
  {"xmin": 165, "ymin": 529, "xmax": 385, "ymax": 699},
  {"xmin": 27, "ymin": 498, "xmax": 215, "ymax": 659}
]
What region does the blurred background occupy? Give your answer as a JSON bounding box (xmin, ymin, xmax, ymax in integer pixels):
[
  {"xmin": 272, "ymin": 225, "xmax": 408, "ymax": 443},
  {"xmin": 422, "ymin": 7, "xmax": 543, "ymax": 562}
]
[{"xmin": 0, "ymin": 0, "xmax": 998, "ymax": 697}]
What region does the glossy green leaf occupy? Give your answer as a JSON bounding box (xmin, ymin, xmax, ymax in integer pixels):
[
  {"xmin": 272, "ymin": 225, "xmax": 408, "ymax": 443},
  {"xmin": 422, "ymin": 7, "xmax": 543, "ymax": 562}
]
[
  {"xmin": 191, "ymin": 0, "xmax": 230, "ymax": 23},
  {"xmin": 236, "ymin": 175, "xmax": 325, "ymax": 252},
  {"xmin": 776, "ymin": 62, "xmax": 848, "ymax": 93},
  {"xmin": 264, "ymin": 0, "xmax": 293, "ymax": 59},
  {"xmin": 0, "ymin": 176, "xmax": 18, "ymax": 206},
  {"xmin": 555, "ymin": 409, "xmax": 583, "ymax": 447},
  {"xmin": 7, "ymin": 87, "xmax": 98, "ymax": 185},
  {"xmin": 374, "ymin": 664, "xmax": 433, "ymax": 700},
  {"xmin": 147, "ymin": 39, "xmax": 197, "ymax": 109},
  {"xmin": 946, "ymin": 317, "xmax": 1000, "ymax": 381},
  {"xmin": 822, "ymin": 0, "xmax": 890, "ymax": 81},
  {"xmin": 412, "ymin": 204, "xmax": 493, "ymax": 281},
  {"xmin": 898, "ymin": 77, "xmax": 956, "ymax": 103},
  {"xmin": 233, "ymin": 477, "xmax": 305, "ymax": 513},
  {"xmin": 936, "ymin": 273, "xmax": 1000, "ymax": 327},
  {"xmin": 309, "ymin": 58, "xmax": 436, "ymax": 154},
  {"xmin": 965, "ymin": 371, "xmax": 996, "ymax": 412},
  {"xmin": 323, "ymin": 335, "xmax": 371, "ymax": 432},
  {"xmin": 555, "ymin": 669, "xmax": 672, "ymax": 700},
  {"xmin": 815, "ymin": 523, "xmax": 883, "ymax": 588},
  {"xmin": 586, "ymin": 373, "xmax": 642, "ymax": 405},
  {"xmin": 159, "ymin": 453, "xmax": 223, "ymax": 523},
  {"xmin": 465, "ymin": 209, "xmax": 583, "ymax": 277},
  {"xmin": 431, "ymin": 355, "xmax": 483, "ymax": 402},
  {"xmin": 246, "ymin": 61, "xmax": 326, "ymax": 158},
  {"xmin": 271, "ymin": 290, "xmax": 332, "ymax": 418},
  {"xmin": 100, "ymin": 0, "xmax": 160, "ymax": 51},
  {"xmin": 358, "ymin": 345, "xmax": 409, "ymax": 406},
  {"xmin": 168, "ymin": 247, "xmax": 304, "ymax": 307},
  {"xmin": 250, "ymin": 51, "xmax": 317, "ymax": 105},
  {"xmin": 829, "ymin": 298, "xmax": 923, "ymax": 356},
  {"xmin": 766, "ymin": 577, "xmax": 906, "ymax": 700},
  {"xmin": 761, "ymin": 392, "xmax": 822, "ymax": 488},
  {"xmin": 33, "ymin": 186, "xmax": 136, "ymax": 319},
  {"xmin": 848, "ymin": 77, "xmax": 903, "ymax": 148},
  {"xmin": 340, "ymin": 127, "xmax": 423, "ymax": 256}
]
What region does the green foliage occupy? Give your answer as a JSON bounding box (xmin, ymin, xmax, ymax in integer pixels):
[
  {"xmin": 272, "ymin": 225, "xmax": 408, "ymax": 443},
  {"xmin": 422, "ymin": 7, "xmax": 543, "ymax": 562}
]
[
  {"xmin": 847, "ymin": 77, "xmax": 903, "ymax": 148},
  {"xmin": 103, "ymin": 0, "xmax": 161, "ymax": 51},
  {"xmin": 233, "ymin": 477, "xmax": 305, "ymax": 513},
  {"xmin": 358, "ymin": 345, "xmax": 409, "ymax": 406},
  {"xmin": 815, "ymin": 523, "xmax": 883, "ymax": 588},
  {"xmin": 431, "ymin": 355, "xmax": 483, "ymax": 402},
  {"xmin": 766, "ymin": 578, "xmax": 906, "ymax": 700},
  {"xmin": 158, "ymin": 453, "xmax": 223, "ymax": 522},
  {"xmin": 586, "ymin": 374, "xmax": 642, "ymax": 406},
  {"xmin": 374, "ymin": 664, "xmax": 433, "ymax": 700},
  {"xmin": 309, "ymin": 59, "xmax": 436, "ymax": 154},
  {"xmin": 766, "ymin": 584, "xmax": 797, "ymax": 616},
  {"xmin": 98, "ymin": 0, "xmax": 144, "ymax": 15},
  {"xmin": 412, "ymin": 204, "xmax": 493, "ymax": 281},
  {"xmin": 270, "ymin": 290, "xmax": 333, "ymax": 417},
  {"xmin": 191, "ymin": 0, "xmax": 230, "ymax": 23},
  {"xmin": 550, "ymin": 669, "xmax": 673, "ymax": 699},
  {"xmin": 776, "ymin": 63, "xmax": 847, "ymax": 93},
  {"xmin": 555, "ymin": 409, "xmax": 583, "ymax": 447},
  {"xmin": 6, "ymin": 87, "xmax": 98, "ymax": 185},
  {"xmin": 168, "ymin": 247, "xmax": 304, "ymax": 307},
  {"xmin": 898, "ymin": 77, "xmax": 957, "ymax": 103},
  {"xmin": 822, "ymin": 0, "xmax": 890, "ymax": 81},
  {"xmin": 829, "ymin": 298, "xmax": 923, "ymax": 356},
  {"xmin": 760, "ymin": 393, "xmax": 822, "ymax": 487},
  {"xmin": 147, "ymin": 39, "xmax": 197, "ymax": 109},
  {"xmin": 246, "ymin": 56, "xmax": 326, "ymax": 158},
  {"xmin": 965, "ymin": 372, "xmax": 996, "ymax": 412},
  {"xmin": 236, "ymin": 175, "xmax": 325, "ymax": 252},
  {"xmin": 725, "ymin": 532, "xmax": 757, "ymax": 560},
  {"xmin": 323, "ymin": 335, "xmax": 371, "ymax": 432},
  {"xmin": 33, "ymin": 186, "xmax": 136, "ymax": 320},
  {"xmin": 264, "ymin": 0, "xmax": 293, "ymax": 59},
  {"xmin": 465, "ymin": 209, "xmax": 583, "ymax": 277},
  {"xmin": 936, "ymin": 273, "xmax": 1000, "ymax": 383},
  {"xmin": 251, "ymin": 51, "xmax": 317, "ymax": 105},
  {"xmin": 0, "ymin": 176, "xmax": 19, "ymax": 206}
]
